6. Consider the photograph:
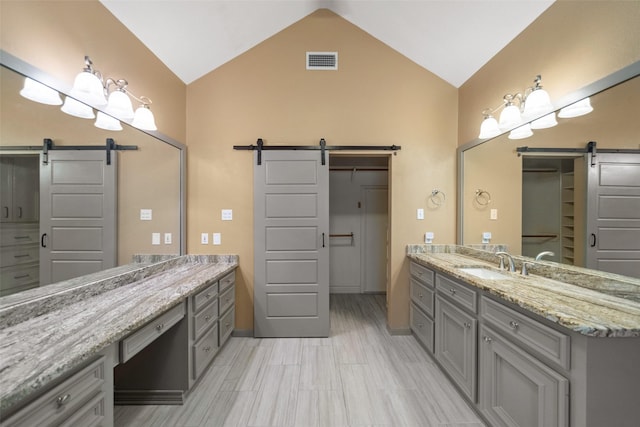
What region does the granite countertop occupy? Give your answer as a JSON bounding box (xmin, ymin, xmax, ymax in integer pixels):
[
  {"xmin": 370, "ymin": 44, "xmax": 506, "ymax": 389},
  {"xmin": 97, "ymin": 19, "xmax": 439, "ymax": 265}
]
[
  {"xmin": 0, "ymin": 255, "xmax": 238, "ymax": 414},
  {"xmin": 407, "ymin": 245, "xmax": 640, "ymax": 338}
]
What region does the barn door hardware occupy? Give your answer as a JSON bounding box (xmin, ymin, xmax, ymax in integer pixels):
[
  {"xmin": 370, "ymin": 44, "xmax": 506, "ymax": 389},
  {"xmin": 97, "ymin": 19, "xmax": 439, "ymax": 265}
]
[
  {"xmin": 234, "ymin": 138, "xmax": 401, "ymax": 166},
  {"xmin": 39, "ymin": 138, "xmax": 138, "ymax": 165}
]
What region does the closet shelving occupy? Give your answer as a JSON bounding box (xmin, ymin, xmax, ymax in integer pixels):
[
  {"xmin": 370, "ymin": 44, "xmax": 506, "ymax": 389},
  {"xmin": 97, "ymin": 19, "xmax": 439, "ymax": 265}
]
[{"xmin": 561, "ymin": 171, "xmax": 575, "ymax": 264}]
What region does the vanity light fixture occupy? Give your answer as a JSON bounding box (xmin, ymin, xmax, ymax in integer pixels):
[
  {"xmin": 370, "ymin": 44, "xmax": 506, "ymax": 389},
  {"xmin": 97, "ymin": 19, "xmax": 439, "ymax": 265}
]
[
  {"xmin": 478, "ymin": 75, "xmax": 556, "ymax": 140},
  {"xmin": 19, "ymin": 78, "xmax": 62, "ymax": 105},
  {"xmin": 558, "ymin": 97, "xmax": 593, "ymax": 118},
  {"xmin": 61, "ymin": 96, "xmax": 95, "ymax": 119},
  {"xmin": 66, "ymin": 56, "xmax": 157, "ymax": 131}
]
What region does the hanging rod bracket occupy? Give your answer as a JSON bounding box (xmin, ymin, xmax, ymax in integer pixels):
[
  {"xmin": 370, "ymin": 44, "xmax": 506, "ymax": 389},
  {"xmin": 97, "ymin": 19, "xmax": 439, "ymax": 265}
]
[
  {"xmin": 43, "ymin": 138, "xmax": 53, "ymax": 165},
  {"xmin": 320, "ymin": 138, "xmax": 326, "ymax": 165},
  {"xmin": 587, "ymin": 140, "xmax": 597, "ymax": 167}
]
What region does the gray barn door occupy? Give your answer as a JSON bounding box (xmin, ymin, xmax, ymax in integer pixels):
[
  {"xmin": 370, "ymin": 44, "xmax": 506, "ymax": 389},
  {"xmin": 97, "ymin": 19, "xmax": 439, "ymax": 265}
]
[
  {"xmin": 40, "ymin": 150, "xmax": 117, "ymax": 285},
  {"xmin": 586, "ymin": 152, "xmax": 640, "ymax": 278},
  {"xmin": 254, "ymin": 150, "xmax": 329, "ymax": 337}
]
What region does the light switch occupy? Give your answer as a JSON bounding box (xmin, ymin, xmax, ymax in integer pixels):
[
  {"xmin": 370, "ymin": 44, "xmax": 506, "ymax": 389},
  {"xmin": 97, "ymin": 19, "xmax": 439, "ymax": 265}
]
[
  {"xmin": 417, "ymin": 208, "xmax": 424, "ymax": 220},
  {"xmin": 490, "ymin": 209, "xmax": 498, "ymax": 220},
  {"xmin": 201, "ymin": 233, "xmax": 209, "ymax": 245},
  {"xmin": 152, "ymin": 232, "xmax": 161, "ymax": 245},
  {"xmin": 164, "ymin": 233, "xmax": 172, "ymax": 244},
  {"xmin": 213, "ymin": 233, "xmax": 221, "ymax": 245},
  {"xmin": 221, "ymin": 209, "xmax": 233, "ymax": 221},
  {"xmin": 140, "ymin": 209, "xmax": 152, "ymax": 220}
]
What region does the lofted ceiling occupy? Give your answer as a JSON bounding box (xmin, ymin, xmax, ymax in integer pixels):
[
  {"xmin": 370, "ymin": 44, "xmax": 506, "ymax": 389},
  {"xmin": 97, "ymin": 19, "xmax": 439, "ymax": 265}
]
[{"xmin": 99, "ymin": 0, "xmax": 554, "ymax": 88}]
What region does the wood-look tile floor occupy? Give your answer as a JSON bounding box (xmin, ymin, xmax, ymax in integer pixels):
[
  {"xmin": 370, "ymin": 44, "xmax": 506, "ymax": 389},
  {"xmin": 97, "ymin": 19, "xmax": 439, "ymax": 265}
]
[{"xmin": 114, "ymin": 294, "xmax": 485, "ymax": 427}]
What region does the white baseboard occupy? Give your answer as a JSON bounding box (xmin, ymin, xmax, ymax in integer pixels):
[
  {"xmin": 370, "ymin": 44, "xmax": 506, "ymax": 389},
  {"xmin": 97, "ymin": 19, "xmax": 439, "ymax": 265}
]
[{"xmin": 330, "ymin": 285, "xmax": 361, "ymax": 294}]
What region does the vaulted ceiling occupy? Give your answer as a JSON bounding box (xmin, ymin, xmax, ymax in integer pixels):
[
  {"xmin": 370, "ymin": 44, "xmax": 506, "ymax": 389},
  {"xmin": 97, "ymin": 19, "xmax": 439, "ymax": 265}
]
[{"xmin": 99, "ymin": 0, "xmax": 554, "ymax": 87}]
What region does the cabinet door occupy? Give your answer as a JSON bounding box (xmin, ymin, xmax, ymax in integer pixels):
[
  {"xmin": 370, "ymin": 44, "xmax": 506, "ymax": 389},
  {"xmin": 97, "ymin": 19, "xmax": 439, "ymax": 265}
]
[
  {"xmin": 1, "ymin": 157, "xmax": 13, "ymax": 222},
  {"xmin": 479, "ymin": 325, "xmax": 568, "ymax": 427},
  {"xmin": 11, "ymin": 157, "xmax": 39, "ymax": 222},
  {"xmin": 435, "ymin": 294, "xmax": 477, "ymax": 401}
]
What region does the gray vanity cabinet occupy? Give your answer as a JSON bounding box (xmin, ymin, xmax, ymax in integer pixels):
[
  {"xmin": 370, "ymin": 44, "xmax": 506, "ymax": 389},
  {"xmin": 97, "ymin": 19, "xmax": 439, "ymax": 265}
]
[
  {"xmin": 434, "ymin": 272, "xmax": 478, "ymax": 402},
  {"xmin": 0, "ymin": 156, "xmax": 39, "ymax": 223},
  {"xmin": 478, "ymin": 324, "xmax": 568, "ymax": 427},
  {"xmin": 409, "ymin": 261, "xmax": 435, "ymax": 352}
]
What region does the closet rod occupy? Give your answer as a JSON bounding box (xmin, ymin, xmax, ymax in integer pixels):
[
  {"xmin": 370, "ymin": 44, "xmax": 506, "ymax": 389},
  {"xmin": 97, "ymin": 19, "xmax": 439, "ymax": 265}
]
[
  {"xmin": 330, "ymin": 233, "xmax": 354, "ymax": 238},
  {"xmin": 522, "ymin": 234, "xmax": 558, "ymax": 238},
  {"xmin": 329, "ymin": 168, "xmax": 388, "ymax": 171}
]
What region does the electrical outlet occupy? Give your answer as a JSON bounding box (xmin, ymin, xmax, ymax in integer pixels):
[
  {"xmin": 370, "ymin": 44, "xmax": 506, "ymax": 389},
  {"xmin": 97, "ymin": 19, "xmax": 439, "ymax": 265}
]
[
  {"xmin": 140, "ymin": 209, "xmax": 152, "ymax": 220},
  {"xmin": 417, "ymin": 208, "xmax": 424, "ymax": 220},
  {"xmin": 482, "ymin": 232, "xmax": 492, "ymax": 243},
  {"xmin": 201, "ymin": 233, "xmax": 209, "ymax": 245},
  {"xmin": 425, "ymin": 232, "xmax": 434, "ymax": 243},
  {"xmin": 164, "ymin": 233, "xmax": 172, "ymax": 244}
]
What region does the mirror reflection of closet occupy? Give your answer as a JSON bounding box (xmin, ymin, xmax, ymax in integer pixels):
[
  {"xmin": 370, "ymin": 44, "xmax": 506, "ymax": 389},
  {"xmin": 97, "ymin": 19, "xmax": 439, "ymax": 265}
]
[{"xmin": 521, "ymin": 156, "xmax": 581, "ymax": 265}]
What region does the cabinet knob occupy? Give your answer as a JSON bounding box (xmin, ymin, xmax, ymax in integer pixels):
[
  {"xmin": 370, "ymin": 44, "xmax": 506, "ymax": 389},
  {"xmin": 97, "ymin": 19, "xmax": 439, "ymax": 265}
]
[
  {"xmin": 205, "ymin": 315, "xmax": 211, "ymax": 321},
  {"xmin": 205, "ymin": 293, "xmax": 211, "ymax": 299},
  {"xmin": 509, "ymin": 320, "xmax": 519, "ymax": 329},
  {"xmin": 56, "ymin": 393, "xmax": 71, "ymax": 407},
  {"xmin": 156, "ymin": 323, "xmax": 165, "ymax": 332},
  {"xmin": 418, "ymin": 293, "xmax": 423, "ymax": 299},
  {"xmin": 204, "ymin": 346, "xmax": 211, "ymax": 353},
  {"xmin": 417, "ymin": 322, "xmax": 424, "ymax": 328},
  {"xmin": 449, "ymin": 288, "xmax": 456, "ymax": 295},
  {"xmin": 463, "ymin": 322, "xmax": 472, "ymax": 329},
  {"xmin": 483, "ymin": 336, "xmax": 493, "ymax": 343}
]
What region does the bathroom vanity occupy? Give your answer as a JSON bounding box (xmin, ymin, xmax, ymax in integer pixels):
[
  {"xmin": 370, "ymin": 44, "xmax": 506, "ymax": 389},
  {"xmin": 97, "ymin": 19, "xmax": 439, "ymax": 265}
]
[
  {"xmin": 408, "ymin": 245, "xmax": 640, "ymax": 427},
  {"xmin": 0, "ymin": 255, "xmax": 238, "ymax": 427}
]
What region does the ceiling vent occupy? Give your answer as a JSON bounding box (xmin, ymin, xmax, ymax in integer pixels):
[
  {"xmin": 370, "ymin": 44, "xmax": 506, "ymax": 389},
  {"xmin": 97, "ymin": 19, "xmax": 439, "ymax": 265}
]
[{"xmin": 306, "ymin": 52, "xmax": 338, "ymax": 70}]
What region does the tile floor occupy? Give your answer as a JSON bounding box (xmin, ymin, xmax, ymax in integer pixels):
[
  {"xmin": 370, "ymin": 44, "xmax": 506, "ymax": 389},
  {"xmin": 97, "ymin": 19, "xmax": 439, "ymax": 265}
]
[{"xmin": 114, "ymin": 294, "xmax": 485, "ymax": 426}]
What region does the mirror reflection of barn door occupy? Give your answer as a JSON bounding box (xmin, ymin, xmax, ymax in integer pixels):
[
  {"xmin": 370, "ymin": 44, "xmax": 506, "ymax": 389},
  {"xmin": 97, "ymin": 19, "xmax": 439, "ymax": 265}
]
[
  {"xmin": 253, "ymin": 150, "xmax": 329, "ymax": 337},
  {"xmin": 586, "ymin": 152, "xmax": 640, "ymax": 278},
  {"xmin": 40, "ymin": 150, "xmax": 117, "ymax": 285}
]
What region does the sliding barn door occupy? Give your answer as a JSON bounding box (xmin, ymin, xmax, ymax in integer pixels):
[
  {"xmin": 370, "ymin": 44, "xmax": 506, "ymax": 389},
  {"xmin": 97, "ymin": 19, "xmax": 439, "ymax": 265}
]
[
  {"xmin": 254, "ymin": 151, "xmax": 329, "ymax": 337},
  {"xmin": 586, "ymin": 152, "xmax": 640, "ymax": 278},
  {"xmin": 40, "ymin": 150, "xmax": 117, "ymax": 285}
]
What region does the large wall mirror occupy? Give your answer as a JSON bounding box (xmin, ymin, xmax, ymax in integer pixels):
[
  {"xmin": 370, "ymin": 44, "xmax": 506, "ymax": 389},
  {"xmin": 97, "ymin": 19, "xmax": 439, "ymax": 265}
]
[
  {"xmin": 0, "ymin": 51, "xmax": 185, "ymax": 299},
  {"xmin": 459, "ymin": 61, "xmax": 640, "ymax": 280}
]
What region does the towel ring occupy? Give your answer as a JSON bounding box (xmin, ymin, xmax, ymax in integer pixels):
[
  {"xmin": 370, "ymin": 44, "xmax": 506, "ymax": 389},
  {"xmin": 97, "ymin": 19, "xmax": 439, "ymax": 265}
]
[
  {"xmin": 429, "ymin": 189, "xmax": 446, "ymax": 207},
  {"xmin": 475, "ymin": 189, "xmax": 491, "ymax": 206}
]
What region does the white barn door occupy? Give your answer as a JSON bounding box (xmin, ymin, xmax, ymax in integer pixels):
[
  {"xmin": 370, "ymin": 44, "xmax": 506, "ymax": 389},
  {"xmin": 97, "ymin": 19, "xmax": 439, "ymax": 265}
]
[
  {"xmin": 253, "ymin": 150, "xmax": 329, "ymax": 337},
  {"xmin": 40, "ymin": 150, "xmax": 117, "ymax": 285}
]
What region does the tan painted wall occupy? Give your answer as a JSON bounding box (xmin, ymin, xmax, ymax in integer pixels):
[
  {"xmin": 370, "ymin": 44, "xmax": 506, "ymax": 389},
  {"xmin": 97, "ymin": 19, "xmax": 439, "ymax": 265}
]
[
  {"xmin": 0, "ymin": 0, "xmax": 186, "ymax": 143},
  {"xmin": 459, "ymin": 0, "xmax": 640, "ymax": 146},
  {"xmin": 1, "ymin": 1, "xmax": 185, "ymax": 265},
  {"xmin": 186, "ymin": 9, "xmax": 459, "ymax": 331},
  {"xmin": 459, "ymin": 1, "xmax": 640, "ymax": 256}
]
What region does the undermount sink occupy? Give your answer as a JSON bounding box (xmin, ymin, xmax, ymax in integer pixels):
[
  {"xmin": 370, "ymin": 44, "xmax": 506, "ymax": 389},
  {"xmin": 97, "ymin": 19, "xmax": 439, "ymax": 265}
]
[{"xmin": 458, "ymin": 267, "xmax": 511, "ymax": 280}]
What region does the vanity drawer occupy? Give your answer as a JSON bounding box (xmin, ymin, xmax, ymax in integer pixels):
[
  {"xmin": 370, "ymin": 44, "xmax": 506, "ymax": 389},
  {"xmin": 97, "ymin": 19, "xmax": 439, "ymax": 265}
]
[
  {"xmin": 2, "ymin": 357, "xmax": 105, "ymax": 427},
  {"xmin": 410, "ymin": 261, "xmax": 434, "ymax": 287},
  {"xmin": 481, "ymin": 296, "xmax": 570, "ymax": 369},
  {"xmin": 120, "ymin": 302, "xmax": 185, "ymax": 363},
  {"xmin": 410, "ymin": 303, "xmax": 434, "ymax": 353},
  {"xmin": 219, "ymin": 270, "xmax": 235, "ymax": 292},
  {"xmin": 436, "ymin": 273, "xmax": 478, "ymax": 313},
  {"xmin": 193, "ymin": 297, "xmax": 219, "ymax": 340},
  {"xmin": 58, "ymin": 392, "xmax": 105, "ymax": 427},
  {"xmin": 193, "ymin": 281, "xmax": 218, "ymax": 313},
  {"xmin": 0, "ymin": 244, "xmax": 38, "ymax": 267},
  {"xmin": 219, "ymin": 306, "xmax": 235, "ymax": 346},
  {"xmin": 410, "ymin": 277, "xmax": 435, "ymax": 317},
  {"xmin": 193, "ymin": 323, "xmax": 219, "ymax": 380},
  {"xmin": 219, "ymin": 283, "xmax": 235, "ymax": 315}
]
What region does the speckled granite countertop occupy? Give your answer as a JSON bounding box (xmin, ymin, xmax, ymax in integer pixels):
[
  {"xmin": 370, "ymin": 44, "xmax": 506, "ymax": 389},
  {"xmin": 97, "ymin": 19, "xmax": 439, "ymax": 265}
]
[
  {"xmin": 407, "ymin": 245, "xmax": 640, "ymax": 338},
  {"xmin": 0, "ymin": 255, "xmax": 238, "ymax": 414}
]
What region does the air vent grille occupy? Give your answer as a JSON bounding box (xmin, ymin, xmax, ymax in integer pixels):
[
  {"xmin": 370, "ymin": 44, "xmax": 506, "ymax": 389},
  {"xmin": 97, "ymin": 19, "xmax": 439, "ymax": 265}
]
[{"xmin": 306, "ymin": 52, "xmax": 338, "ymax": 70}]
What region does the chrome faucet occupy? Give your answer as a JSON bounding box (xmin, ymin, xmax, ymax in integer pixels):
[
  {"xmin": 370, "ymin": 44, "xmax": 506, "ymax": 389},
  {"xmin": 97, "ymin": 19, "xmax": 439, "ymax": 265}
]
[
  {"xmin": 496, "ymin": 251, "xmax": 516, "ymax": 272},
  {"xmin": 535, "ymin": 251, "xmax": 555, "ymax": 261}
]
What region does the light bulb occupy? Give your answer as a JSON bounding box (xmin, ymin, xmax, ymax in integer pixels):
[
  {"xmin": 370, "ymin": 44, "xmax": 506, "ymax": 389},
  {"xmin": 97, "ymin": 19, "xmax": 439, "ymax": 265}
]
[
  {"xmin": 499, "ymin": 104, "xmax": 522, "ymax": 130},
  {"xmin": 105, "ymin": 90, "xmax": 135, "ymax": 121},
  {"xmin": 523, "ymin": 88, "xmax": 553, "ymax": 119},
  {"xmin": 70, "ymin": 70, "xmax": 107, "ymax": 107},
  {"xmin": 132, "ymin": 105, "xmax": 157, "ymax": 131},
  {"xmin": 478, "ymin": 116, "xmax": 501, "ymax": 139}
]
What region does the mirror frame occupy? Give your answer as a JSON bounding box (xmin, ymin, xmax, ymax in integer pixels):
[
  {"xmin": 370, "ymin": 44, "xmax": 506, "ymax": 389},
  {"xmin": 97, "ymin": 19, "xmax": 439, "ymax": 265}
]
[
  {"xmin": 0, "ymin": 49, "xmax": 186, "ymax": 257},
  {"xmin": 457, "ymin": 60, "xmax": 640, "ymax": 245}
]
